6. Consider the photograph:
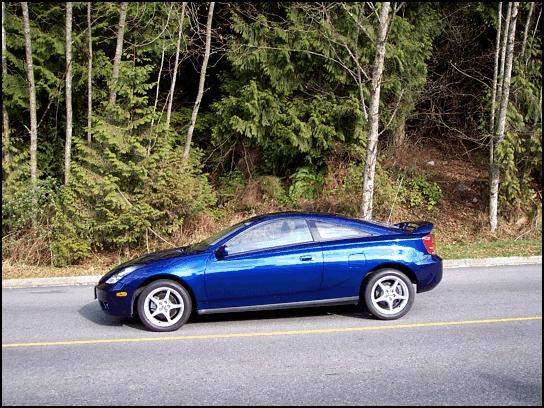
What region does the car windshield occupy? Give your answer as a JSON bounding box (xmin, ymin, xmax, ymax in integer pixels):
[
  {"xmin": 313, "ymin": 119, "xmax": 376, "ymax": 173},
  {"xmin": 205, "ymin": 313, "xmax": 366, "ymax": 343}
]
[{"xmin": 189, "ymin": 220, "xmax": 251, "ymax": 252}]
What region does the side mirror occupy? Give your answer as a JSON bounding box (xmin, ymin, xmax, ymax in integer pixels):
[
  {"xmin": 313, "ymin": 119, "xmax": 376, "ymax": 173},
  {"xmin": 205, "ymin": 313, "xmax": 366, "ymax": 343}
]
[{"xmin": 215, "ymin": 245, "xmax": 229, "ymax": 260}]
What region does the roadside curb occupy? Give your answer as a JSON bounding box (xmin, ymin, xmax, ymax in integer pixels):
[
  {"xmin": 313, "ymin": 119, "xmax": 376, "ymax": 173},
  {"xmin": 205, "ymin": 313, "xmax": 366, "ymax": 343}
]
[
  {"xmin": 2, "ymin": 275, "xmax": 103, "ymax": 289},
  {"xmin": 1, "ymin": 256, "xmax": 541, "ymax": 289},
  {"xmin": 442, "ymin": 255, "xmax": 542, "ymax": 268}
]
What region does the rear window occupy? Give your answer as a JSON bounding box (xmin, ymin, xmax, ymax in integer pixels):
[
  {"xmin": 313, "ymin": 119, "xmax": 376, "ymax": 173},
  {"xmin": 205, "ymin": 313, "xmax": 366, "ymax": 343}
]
[{"xmin": 314, "ymin": 221, "xmax": 372, "ymax": 241}]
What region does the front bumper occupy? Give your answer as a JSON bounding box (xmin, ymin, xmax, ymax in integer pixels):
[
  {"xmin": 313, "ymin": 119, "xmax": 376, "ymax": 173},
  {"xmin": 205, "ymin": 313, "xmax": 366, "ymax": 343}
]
[{"xmin": 95, "ymin": 284, "xmax": 134, "ymax": 317}]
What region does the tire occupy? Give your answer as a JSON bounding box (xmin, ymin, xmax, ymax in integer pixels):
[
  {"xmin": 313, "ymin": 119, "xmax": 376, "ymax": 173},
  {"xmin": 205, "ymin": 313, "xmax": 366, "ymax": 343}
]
[
  {"xmin": 364, "ymin": 269, "xmax": 415, "ymax": 320},
  {"xmin": 136, "ymin": 279, "xmax": 192, "ymax": 332}
]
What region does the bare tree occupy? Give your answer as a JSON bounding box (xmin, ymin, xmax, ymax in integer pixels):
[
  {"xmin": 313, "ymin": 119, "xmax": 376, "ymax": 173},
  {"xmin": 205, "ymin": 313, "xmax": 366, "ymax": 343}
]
[
  {"xmin": 64, "ymin": 2, "xmax": 73, "ymax": 184},
  {"xmin": 166, "ymin": 2, "xmax": 187, "ymax": 131},
  {"xmin": 87, "ymin": 2, "xmax": 92, "ymax": 145},
  {"xmin": 360, "ymin": 2, "xmax": 394, "ymax": 220},
  {"xmin": 21, "ymin": 2, "xmax": 38, "ymax": 213},
  {"xmin": 109, "ymin": 2, "xmax": 128, "ymax": 108},
  {"xmin": 183, "ymin": 2, "xmax": 215, "ymax": 159},
  {"xmin": 527, "ymin": 5, "xmax": 542, "ymax": 70},
  {"xmin": 488, "ymin": 3, "xmax": 503, "ymax": 230},
  {"xmin": 148, "ymin": 42, "xmax": 166, "ymax": 155},
  {"xmin": 304, "ymin": 2, "xmax": 401, "ymax": 219},
  {"xmin": 489, "ymin": 2, "xmax": 519, "ymax": 232},
  {"xmin": 520, "ymin": 2, "xmax": 534, "ymax": 61},
  {"xmin": 2, "ymin": 2, "xmax": 10, "ymax": 171},
  {"xmin": 151, "ymin": 43, "xmax": 165, "ymax": 124},
  {"xmin": 490, "ymin": 2, "xmax": 503, "ymax": 135}
]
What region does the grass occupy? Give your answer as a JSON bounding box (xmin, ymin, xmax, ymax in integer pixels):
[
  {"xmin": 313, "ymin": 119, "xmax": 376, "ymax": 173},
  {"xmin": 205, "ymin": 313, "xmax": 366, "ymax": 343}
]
[{"xmin": 437, "ymin": 238, "xmax": 542, "ymax": 260}]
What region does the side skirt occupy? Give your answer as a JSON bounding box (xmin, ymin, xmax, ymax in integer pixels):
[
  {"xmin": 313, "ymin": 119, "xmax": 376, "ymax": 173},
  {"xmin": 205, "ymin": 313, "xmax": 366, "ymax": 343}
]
[{"xmin": 197, "ymin": 296, "xmax": 360, "ymax": 315}]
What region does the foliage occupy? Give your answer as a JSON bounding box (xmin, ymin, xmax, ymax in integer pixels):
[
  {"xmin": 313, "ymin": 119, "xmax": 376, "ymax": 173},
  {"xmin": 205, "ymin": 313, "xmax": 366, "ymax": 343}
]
[
  {"xmin": 259, "ymin": 175, "xmax": 295, "ymax": 207},
  {"xmin": 142, "ymin": 146, "xmax": 217, "ymax": 234},
  {"xmin": 2, "ymin": 177, "xmax": 58, "ymax": 236},
  {"xmin": 403, "ymin": 175, "xmax": 443, "ymax": 211},
  {"xmin": 2, "ymin": 177, "xmax": 59, "ymax": 265},
  {"xmin": 495, "ymin": 46, "xmax": 542, "ymax": 209},
  {"xmin": 54, "ymin": 120, "xmax": 216, "ymax": 265},
  {"xmin": 288, "ymin": 165, "xmax": 326, "ymax": 200},
  {"xmin": 216, "ymin": 168, "xmax": 246, "ymax": 208},
  {"xmin": 378, "ymin": 2, "xmax": 438, "ymax": 142},
  {"xmin": 211, "ymin": 4, "xmax": 365, "ymax": 175},
  {"xmin": 1, "ymin": 2, "xmax": 541, "ymax": 266},
  {"xmin": 333, "ymin": 147, "xmax": 400, "ymax": 218}
]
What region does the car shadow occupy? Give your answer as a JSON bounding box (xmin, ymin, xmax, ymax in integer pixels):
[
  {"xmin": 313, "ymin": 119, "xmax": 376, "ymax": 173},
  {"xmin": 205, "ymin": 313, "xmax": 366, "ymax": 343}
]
[
  {"xmin": 78, "ymin": 301, "xmax": 139, "ymax": 328},
  {"xmin": 187, "ymin": 304, "xmax": 374, "ymax": 325},
  {"xmin": 79, "ymin": 301, "xmax": 375, "ymax": 331}
]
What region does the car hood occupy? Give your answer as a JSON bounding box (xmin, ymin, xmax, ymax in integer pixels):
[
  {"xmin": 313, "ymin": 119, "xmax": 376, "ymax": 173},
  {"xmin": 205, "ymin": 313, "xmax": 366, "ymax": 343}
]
[{"xmin": 99, "ymin": 246, "xmax": 197, "ymax": 284}]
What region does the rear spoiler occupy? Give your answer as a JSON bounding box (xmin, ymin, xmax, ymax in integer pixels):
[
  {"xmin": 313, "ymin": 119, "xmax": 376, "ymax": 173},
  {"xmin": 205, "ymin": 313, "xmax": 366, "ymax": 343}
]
[{"xmin": 394, "ymin": 221, "xmax": 434, "ymax": 235}]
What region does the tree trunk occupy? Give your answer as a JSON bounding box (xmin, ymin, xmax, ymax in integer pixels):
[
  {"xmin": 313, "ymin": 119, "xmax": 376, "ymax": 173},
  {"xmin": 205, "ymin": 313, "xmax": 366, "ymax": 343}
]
[
  {"xmin": 21, "ymin": 2, "xmax": 38, "ymax": 215},
  {"xmin": 490, "ymin": 2, "xmax": 502, "ymax": 135},
  {"xmin": 488, "ymin": 3, "xmax": 502, "ymax": 221},
  {"xmin": 166, "ymin": 2, "xmax": 187, "ymax": 131},
  {"xmin": 148, "ymin": 42, "xmax": 165, "ymax": 155},
  {"xmin": 87, "ymin": 2, "xmax": 92, "ymax": 145},
  {"xmin": 520, "ymin": 2, "xmax": 534, "ymax": 61},
  {"xmin": 64, "ymin": 2, "xmax": 73, "ymax": 185},
  {"xmin": 360, "ymin": 2, "xmax": 391, "ymax": 220},
  {"xmin": 2, "ymin": 2, "xmax": 10, "ymax": 172},
  {"xmin": 108, "ymin": 2, "xmax": 128, "ymax": 108},
  {"xmin": 151, "ymin": 44, "xmax": 165, "ymax": 131},
  {"xmin": 489, "ymin": 2, "xmax": 519, "ymax": 232},
  {"xmin": 391, "ymin": 112, "xmax": 406, "ymax": 148},
  {"xmin": 498, "ymin": 3, "xmax": 512, "ymax": 93},
  {"xmin": 354, "ymin": 4, "xmax": 368, "ymax": 124},
  {"xmin": 183, "ymin": 2, "xmax": 214, "ymax": 159}
]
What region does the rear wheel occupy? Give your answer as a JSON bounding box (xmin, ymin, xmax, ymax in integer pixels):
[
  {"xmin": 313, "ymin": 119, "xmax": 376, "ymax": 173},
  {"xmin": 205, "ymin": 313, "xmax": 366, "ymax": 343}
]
[
  {"xmin": 136, "ymin": 280, "xmax": 192, "ymax": 332},
  {"xmin": 364, "ymin": 269, "xmax": 414, "ymax": 320}
]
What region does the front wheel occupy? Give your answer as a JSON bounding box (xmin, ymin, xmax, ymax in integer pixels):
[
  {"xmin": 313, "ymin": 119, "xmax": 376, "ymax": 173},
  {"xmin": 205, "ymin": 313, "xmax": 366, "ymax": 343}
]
[
  {"xmin": 364, "ymin": 269, "xmax": 415, "ymax": 320},
  {"xmin": 136, "ymin": 280, "xmax": 192, "ymax": 332}
]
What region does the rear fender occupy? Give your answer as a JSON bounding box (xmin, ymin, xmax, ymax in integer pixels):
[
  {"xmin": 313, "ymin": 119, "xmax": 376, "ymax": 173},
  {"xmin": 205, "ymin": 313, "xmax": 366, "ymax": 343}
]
[{"xmin": 359, "ymin": 263, "xmax": 417, "ymax": 297}]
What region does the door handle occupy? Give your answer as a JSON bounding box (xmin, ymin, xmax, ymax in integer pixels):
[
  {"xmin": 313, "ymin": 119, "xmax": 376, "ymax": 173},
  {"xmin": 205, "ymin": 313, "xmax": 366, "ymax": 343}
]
[{"xmin": 300, "ymin": 256, "xmax": 313, "ymax": 261}]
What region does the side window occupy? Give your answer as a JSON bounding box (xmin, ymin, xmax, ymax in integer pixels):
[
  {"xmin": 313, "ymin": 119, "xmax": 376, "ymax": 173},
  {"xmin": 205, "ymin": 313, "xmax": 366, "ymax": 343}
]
[
  {"xmin": 227, "ymin": 219, "xmax": 313, "ymax": 254},
  {"xmin": 314, "ymin": 221, "xmax": 371, "ymax": 241}
]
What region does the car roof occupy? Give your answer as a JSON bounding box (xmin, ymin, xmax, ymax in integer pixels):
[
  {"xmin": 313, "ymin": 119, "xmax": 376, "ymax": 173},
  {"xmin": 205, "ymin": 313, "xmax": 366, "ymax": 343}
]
[{"xmin": 243, "ymin": 211, "xmax": 405, "ymax": 235}]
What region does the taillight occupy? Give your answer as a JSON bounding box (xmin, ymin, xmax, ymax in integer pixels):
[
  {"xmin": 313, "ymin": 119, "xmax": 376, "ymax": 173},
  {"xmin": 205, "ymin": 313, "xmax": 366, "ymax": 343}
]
[{"xmin": 422, "ymin": 234, "xmax": 436, "ymax": 255}]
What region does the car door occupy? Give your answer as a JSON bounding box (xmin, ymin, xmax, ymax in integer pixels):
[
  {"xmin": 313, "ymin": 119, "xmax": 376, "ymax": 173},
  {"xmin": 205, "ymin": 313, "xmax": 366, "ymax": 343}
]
[
  {"xmin": 309, "ymin": 220, "xmax": 374, "ymax": 300},
  {"xmin": 204, "ymin": 219, "xmax": 323, "ymax": 305}
]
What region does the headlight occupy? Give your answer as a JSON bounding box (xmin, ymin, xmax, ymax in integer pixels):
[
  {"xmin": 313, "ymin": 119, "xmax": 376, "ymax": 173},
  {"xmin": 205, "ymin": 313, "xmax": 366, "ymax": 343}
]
[{"xmin": 106, "ymin": 265, "xmax": 141, "ymax": 284}]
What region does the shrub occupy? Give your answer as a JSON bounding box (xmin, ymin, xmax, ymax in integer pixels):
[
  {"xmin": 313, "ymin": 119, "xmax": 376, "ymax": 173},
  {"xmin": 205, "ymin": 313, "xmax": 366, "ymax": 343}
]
[
  {"xmin": 259, "ymin": 175, "xmax": 295, "ymax": 207},
  {"xmin": 403, "ymin": 174, "xmax": 442, "ymax": 211},
  {"xmin": 2, "ymin": 177, "xmax": 59, "ymax": 265},
  {"xmin": 336, "ymin": 160, "xmax": 400, "ymax": 219},
  {"xmin": 52, "ymin": 144, "xmax": 217, "ymax": 265},
  {"xmin": 216, "ymin": 167, "xmax": 246, "ymax": 208},
  {"xmin": 288, "ymin": 165, "xmax": 326, "ymax": 200}
]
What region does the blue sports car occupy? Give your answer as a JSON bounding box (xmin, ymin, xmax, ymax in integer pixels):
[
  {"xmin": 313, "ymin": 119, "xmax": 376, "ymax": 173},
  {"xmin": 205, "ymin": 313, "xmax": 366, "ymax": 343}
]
[{"xmin": 95, "ymin": 212, "xmax": 443, "ymax": 332}]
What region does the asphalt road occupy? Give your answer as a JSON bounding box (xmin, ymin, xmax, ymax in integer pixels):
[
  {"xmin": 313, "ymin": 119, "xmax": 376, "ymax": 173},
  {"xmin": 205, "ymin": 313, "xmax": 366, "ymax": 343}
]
[{"xmin": 2, "ymin": 263, "xmax": 542, "ymax": 406}]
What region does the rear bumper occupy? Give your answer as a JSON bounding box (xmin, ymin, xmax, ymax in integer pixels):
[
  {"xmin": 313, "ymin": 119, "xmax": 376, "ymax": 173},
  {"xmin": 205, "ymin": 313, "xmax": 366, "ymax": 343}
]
[{"xmin": 416, "ymin": 257, "xmax": 443, "ymax": 293}]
